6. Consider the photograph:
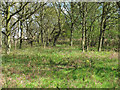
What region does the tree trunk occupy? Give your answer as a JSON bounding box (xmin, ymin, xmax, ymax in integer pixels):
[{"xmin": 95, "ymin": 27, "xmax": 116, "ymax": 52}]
[
  {"xmin": 41, "ymin": 29, "xmax": 43, "ymax": 43},
  {"xmin": 37, "ymin": 33, "xmax": 40, "ymax": 44},
  {"xmin": 13, "ymin": 36, "xmax": 16, "ymax": 50},
  {"xmin": 87, "ymin": 34, "xmax": 90, "ymax": 51},
  {"xmin": 102, "ymin": 18, "xmax": 106, "ymax": 48},
  {"xmin": 98, "ymin": 29, "xmax": 103, "ymax": 52},
  {"xmin": 82, "ymin": 2, "xmax": 87, "ymax": 52},
  {"xmin": 40, "ymin": 3, "xmax": 44, "ymax": 46},
  {"xmin": 82, "ymin": 31, "xmax": 85, "ymax": 52},
  {"xmin": 70, "ymin": 23, "xmax": 73, "ymax": 46},
  {"xmin": 98, "ymin": 20, "xmax": 106, "ymax": 51},
  {"xmin": 5, "ymin": 4, "xmax": 11, "ymax": 54},
  {"xmin": 70, "ymin": 2, "xmax": 74, "ymax": 47},
  {"xmin": 19, "ymin": 3, "xmax": 24, "ymax": 49},
  {"xmin": 98, "ymin": 3, "xmax": 105, "ymax": 51},
  {"xmin": 0, "ymin": 25, "xmax": 2, "ymax": 51},
  {"xmin": 19, "ymin": 21, "xmax": 23, "ymax": 49},
  {"xmin": 85, "ymin": 21, "xmax": 87, "ymax": 51},
  {"xmin": 0, "ymin": 13, "xmax": 2, "ymax": 50},
  {"xmin": 30, "ymin": 41, "xmax": 33, "ymax": 47},
  {"xmin": 53, "ymin": 3, "xmax": 61, "ymax": 46},
  {"xmin": 102, "ymin": 30, "xmax": 105, "ymax": 48}
]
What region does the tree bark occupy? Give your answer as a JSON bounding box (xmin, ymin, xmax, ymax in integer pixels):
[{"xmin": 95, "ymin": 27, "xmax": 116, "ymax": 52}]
[
  {"xmin": 70, "ymin": 23, "xmax": 73, "ymax": 46},
  {"xmin": 19, "ymin": 20, "xmax": 23, "ymax": 49},
  {"xmin": 102, "ymin": 30, "xmax": 105, "ymax": 48},
  {"xmin": 53, "ymin": 3, "xmax": 61, "ymax": 46},
  {"xmin": 37, "ymin": 33, "xmax": 40, "ymax": 44},
  {"xmin": 98, "ymin": 28, "xmax": 103, "ymax": 52},
  {"xmin": 19, "ymin": 3, "xmax": 24, "ymax": 49},
  {"xmin": 40, "ymin": 3, "xmax": 44, "ymax": 46},
  {"xmin": 70, "ymin": 2, "xmax": 74, "ymax": 46},
  {"xmin": 0, "ymin": 15, "xmax": 2, "ymax": 50},
  {"xmin": 82, "ymin": 2, "xmax": 87, "ymax": 52},
  {"xmin": 98, "ymin": 3, "xmax": 106, "ymax": 51},
  {"xmin": 5, "ymin": 4, "xmax": 11, "ymax": 54}
]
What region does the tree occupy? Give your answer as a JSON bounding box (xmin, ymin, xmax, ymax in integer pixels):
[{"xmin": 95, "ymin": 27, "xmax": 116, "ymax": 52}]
[
  {"xmin": 62, "ymin": 2, "xmax": 79, "ymax": 46},
  {"xmin": 98, "ymin": 2, "xmax": 117, "ymax": 51},
  {"xmin": 52, "ymin": 2, "xmax": 62, "ymax": 46},
  {"xmin": 1, "ymin": 2, "xmax": 28, "ymax": 54}
]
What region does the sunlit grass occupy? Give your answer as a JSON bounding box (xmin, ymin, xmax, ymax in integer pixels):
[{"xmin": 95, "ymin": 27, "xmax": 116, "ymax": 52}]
[{"xmin": 2, "ymin": 45, "xmax": 118, "ymax": 88}]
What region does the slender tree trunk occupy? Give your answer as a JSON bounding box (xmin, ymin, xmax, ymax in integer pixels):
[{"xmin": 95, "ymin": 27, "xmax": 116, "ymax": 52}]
[
  {"xmin": 0, "ymin": 12, "xmax": 2, "ymax": 50},
  {"xmin": 41, "ymin": 29, "xmax": 43, "ymax": 43},
  {"xmin": 15, "ymin": 40, "xmax": 17, "ymax": 50},
  {"xmin": 82, "ymin": 16, "xmax": 85, "ymax": 51},
  {"xmin": 46, "ymin": 28, "xmax": 49, "ymax": 47},
  {"xmin": 98, "ymin": 21, "xmax": 106, "ymax": 52},
  {"xmin": 70, "ymin": 30, "xmax": 73, "ymax": 46},
  {"xmin": 82, "ymin": 24, "xmax": 86, "ymax": 52},
  {"xmin": 82, "ymin": 2, "xmax": 87, "ymax": 52},
  {"xmin": 70, "ymin": 23, "xmax": 73, "ymax": 46},
  {"xmin": 98, "ymin": 3, "xmax": 105, "ymax": 51},
  {"xmin": 37, "ymin": 33, "xmax": 40, "ymax": 44},
  {"xmin": 102, "ymin": 19, "xmax": 106, "ymax": 48},
  {"xmin": 46, "ymin": 35, "xmax": 49, "ymax": 46},
  {"xmin": 19, "ymin": 3, "xmax": 24, "ymax": 49},
  {"xmin": 85, "ymin": 21, "xmax": 87, "ymax": 51},
  {"xmin": 88, "ymin": 25, "xmax": 92, "ymax": 49},
  {"xmin": 102, "ymin": 30, "xmax": 105, "ymax": 48},
  {"xmin": 98, "ymin": 29, "xmax": 103, "ymax": 51},
  {"xmin": 0, "ymin": 21, "xmax": 2, "ymax": 51},
  {"xmin": 13, "ymin": 36, "xmax": 15, "ymax": 50},
  {"xmin": 40, "ymin": 3, "xmax": 44, "ymax": 46},
  {"xmin": 85, "ymin": 3, "xmax": 88, "ymax": 51},
  {"xmin": 30, "ymin": 40, "xmax": 33, "ymax": 47},
  {"xmin": 70, "ymin": 2, "xmax": 74, "ymax": 46},
  {"xmin": 43, "ymin": 28, "xmax": 46, "ymax": 48},
  {"xmin": 87, "ymin": 33, "xmax": 90, "ymax": 51},
  {"xmin": 43, "ymin": 34, "xmax": 46, "ymax": 48},
  {"xmin": 81, "ymin": 22, "xmax": 83, "ymax": 48},
  {"xmin": 19, "ymin": 21, "xmax": 23, "ymax": 49},
  {"xmin": 53, "ymin": 3, "xmax": 61, "ymax": 46},
  {"xmin": 5, "ymin": 4, "xmax": 11, "ymax": 54}
]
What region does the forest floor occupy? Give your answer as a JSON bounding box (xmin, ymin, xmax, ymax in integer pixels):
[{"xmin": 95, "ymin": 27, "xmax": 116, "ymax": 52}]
[{"xmin": 1, "ymin": 45, "xmax": 119, "ymax": 88}]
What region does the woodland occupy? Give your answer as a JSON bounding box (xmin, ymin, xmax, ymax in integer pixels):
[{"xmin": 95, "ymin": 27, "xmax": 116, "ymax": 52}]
[{"xmin": 0, "ymin": 2, "xmax": 119, "ymax": 88}]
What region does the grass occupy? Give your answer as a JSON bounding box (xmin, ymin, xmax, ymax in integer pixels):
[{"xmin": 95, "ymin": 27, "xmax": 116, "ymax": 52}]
[{"xmin": 1, "ymin": 45, "xmax": 119, "ymax": 88}]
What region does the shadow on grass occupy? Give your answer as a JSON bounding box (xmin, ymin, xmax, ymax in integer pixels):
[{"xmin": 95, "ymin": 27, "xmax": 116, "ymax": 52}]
[
  {"xmin": 2, "ymin": 53, "xmax": 118, "ymax": 88},
  {"xmin": 2, "ymin": 53, "xmax": 118, "ymax": 77}
]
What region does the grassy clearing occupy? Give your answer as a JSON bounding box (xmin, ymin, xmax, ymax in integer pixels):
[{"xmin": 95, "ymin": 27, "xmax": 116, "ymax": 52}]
[{"xmin": 2, "ymin": 46, "xmax": 119, "ymax": 88}]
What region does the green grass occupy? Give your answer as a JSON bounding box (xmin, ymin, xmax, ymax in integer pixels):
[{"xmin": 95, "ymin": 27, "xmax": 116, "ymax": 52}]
[{"xmin": 2, "ymin": 45, "xmax": 119, "ymax": 88}]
